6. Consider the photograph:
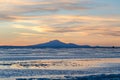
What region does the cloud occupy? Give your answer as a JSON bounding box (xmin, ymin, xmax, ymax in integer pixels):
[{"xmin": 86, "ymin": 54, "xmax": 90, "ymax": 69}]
[
  {"xmin": 95, "ymin": 30, "xmax": 120, "ymax": 37},
  {"xmin": 0, "ymin": 0, "xmax": 117, "ymax": 24},
  {"xmin": 0, "ymin": 0, "xmax": 92, "ymax": 12},
  {"xmin": 0, "ymin": 0, "xmax": 100, "ymax": 22},
  {"xmin": 12, "ymin": 15, "xmax": 120, "ymax": 38}
]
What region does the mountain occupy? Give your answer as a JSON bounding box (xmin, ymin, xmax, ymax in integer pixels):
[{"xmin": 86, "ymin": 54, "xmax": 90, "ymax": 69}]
[
  {"xmin": 0, "ymin": 40, "xmax": 118, "ymax": 48},
  {"xmin": 29, "ymin": 40, "xmax": 90, "ymax": 48}
]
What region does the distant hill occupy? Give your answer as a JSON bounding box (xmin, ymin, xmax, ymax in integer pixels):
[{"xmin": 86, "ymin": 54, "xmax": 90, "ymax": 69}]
[
  {"xmin": 29, "ymin": 40, "xmax": 91, "ymax": 48},
  {"xmin": 0, "ymin": 40, "xmax": 119, "ymax": 48}
]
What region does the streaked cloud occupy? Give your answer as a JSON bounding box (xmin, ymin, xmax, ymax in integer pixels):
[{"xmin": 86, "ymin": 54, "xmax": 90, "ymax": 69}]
[
  {"xmin": 12, "ymin": 15, "xmax": 120, "ymax": 37},
  {"xmin": 0, "ymin": 0, "xmax": 120, "ymax": 46}
]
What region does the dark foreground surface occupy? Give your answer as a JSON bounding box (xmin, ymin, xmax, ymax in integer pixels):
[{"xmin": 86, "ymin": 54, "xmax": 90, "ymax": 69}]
[
  {"xmin": 16, "ymin": 74, "xmax": 120, "ymax": 80},
  {"xmin": 0, "ymin": 48, "xmax": 120, "ymax": 80}
]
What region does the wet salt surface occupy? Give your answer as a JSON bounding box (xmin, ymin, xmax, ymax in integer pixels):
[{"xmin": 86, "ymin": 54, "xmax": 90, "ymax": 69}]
[
  {"xmin": 0, "ymin": 66, "xmax": 120, "ymax": 79},
  {"xmin": 16, "ymin": 74, "xmax": 120, "ymax": 80},
  {"xmin": 0, "ymin": 48, "xmax": 120, "ymax": 80},
  {"xmin": 0, "ymin": 48, "xmax": 120, "ymax": 61}
]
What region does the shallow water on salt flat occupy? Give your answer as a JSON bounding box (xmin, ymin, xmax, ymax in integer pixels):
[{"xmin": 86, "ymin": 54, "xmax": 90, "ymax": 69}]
[{"xmin": 0, "ymin": 48, "xmax": 120, "ymax": 80}]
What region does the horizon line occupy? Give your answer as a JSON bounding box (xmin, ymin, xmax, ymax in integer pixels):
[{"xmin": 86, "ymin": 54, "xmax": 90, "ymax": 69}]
[{"xmin": 0, "ymin": 40, "xmax": 119, "ymax": 47}]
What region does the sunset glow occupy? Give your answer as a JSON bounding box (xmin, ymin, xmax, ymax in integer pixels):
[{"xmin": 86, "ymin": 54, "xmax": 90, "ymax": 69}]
[{"xmin": 0, "ymin": 0, "xmax": 120, "ymax": 46}]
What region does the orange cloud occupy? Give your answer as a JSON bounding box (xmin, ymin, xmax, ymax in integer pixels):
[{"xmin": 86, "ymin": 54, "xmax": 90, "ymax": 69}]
[{"xmin": 0, "ymin": 0, "xmax": 120, "ymax": 46}]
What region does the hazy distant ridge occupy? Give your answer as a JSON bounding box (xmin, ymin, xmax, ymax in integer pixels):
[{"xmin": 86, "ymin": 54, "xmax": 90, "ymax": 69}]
[{"xmin": 0, "ymin": 40, "xmax": 118, "ymax": 48}]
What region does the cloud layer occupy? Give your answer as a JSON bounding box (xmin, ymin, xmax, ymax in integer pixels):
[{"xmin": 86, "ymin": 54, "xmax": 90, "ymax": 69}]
[{"xmin": 0, "ymin": 0, "xmax": 120, "ymax": 46}]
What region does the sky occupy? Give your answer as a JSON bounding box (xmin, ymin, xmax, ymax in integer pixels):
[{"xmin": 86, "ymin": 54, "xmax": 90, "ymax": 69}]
[{"xmin": 0, "ymin": 0, "xmax": 120, "ymax": 46}]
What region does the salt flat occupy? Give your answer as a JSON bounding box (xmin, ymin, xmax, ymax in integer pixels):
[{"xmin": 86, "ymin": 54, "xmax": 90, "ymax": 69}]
[
  {"xmin": 0, "ymin": 58, "xmax": 119, "ymax": 70},
  {"xmin": 0, "ymin": 48, "xmax": 120, "ymax": 80}
]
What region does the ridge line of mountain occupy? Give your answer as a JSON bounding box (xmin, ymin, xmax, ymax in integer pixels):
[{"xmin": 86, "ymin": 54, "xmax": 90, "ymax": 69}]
[{"xmin": 0, "ymin": 40, "xmax": 119, "ymax": 48}]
